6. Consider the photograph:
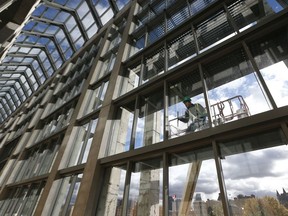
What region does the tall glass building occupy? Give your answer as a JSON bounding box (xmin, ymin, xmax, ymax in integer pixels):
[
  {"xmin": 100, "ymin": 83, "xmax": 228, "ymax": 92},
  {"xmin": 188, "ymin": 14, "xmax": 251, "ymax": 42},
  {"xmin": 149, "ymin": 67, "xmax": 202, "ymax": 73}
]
[{"xmin": 1, "ymin": 0, "xmax": 288, "ymax": 215}]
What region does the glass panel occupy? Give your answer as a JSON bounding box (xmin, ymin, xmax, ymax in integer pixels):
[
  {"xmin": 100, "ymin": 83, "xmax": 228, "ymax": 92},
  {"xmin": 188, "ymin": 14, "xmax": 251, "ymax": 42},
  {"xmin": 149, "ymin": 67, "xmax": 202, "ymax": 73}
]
[
  {"xmin": 39, "ymin": 138, "xmax": 61, "ymax": 175},
  {"xmin": 147, "ymin": 21, "xmax": 165, "ymax": 45},
  {"xmin": 168, "ymin": 70, "xmax": 207, "ymax": 138},
  {"xmin": 196, "ymin": 9, "xmax": 236, "ymax": 52},
  {"xmin": 219, "ymin": 129, "xmax": 288, "ymax": 216},
  {"xmin": 248, "ymin": 29, "xmax": 288, "ymax": 108},
  {"xmin": 106, "ymin": 101, "xmax": 135, "ymax": 156},
  {"xmin": 143, "ymin": 48, "xmax": 165, "ymax": 83},
  {"xmin": 20, "ymin": 183, "xmax": 43, "ymax": 216},
  {"xmin": 96, "ymin": 166, "xmax": 126, "ymax": 215},
  {"xmin": 169, "ymin": 146, "xmax": 224, "ymax": 215},
  {"xmin": 119, "ymin": 63, "xmax": 141, "ymax": 96},
  {"xmin": 167, "ymin": 4, "xmax": 189, "ymax": 32},
  {"xmin": 129, "ymin": 34, "xmax": 145, "ymax": 57},
  {"xmin": 203, "ymin": 48, "xmax": 271, "ymax": 126},
  {"xmin": 50, "ymin": 174, "xmax": 82, "ymax": 216},
  {"xmin": 135, "ymin": 90, "xmax": 164, "ymax": 149},
  {"xmin": 167, "ymin": 29, "xmax": 196, "ymax": 69},
  {"xmin": 128, "ymin": 158, "xmax": 163, "ymax": 215},
  {"xmin": 81, "ymin": 81, "xmax": 109, "ymax": 117}
]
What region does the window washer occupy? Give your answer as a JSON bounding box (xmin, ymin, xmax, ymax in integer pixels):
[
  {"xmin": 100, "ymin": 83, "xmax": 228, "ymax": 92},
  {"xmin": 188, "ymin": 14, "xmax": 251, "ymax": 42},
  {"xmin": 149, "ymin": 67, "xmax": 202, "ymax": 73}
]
[{"xmin": 178, "ymin": 96, "xmax": 207, "ymax": 132}]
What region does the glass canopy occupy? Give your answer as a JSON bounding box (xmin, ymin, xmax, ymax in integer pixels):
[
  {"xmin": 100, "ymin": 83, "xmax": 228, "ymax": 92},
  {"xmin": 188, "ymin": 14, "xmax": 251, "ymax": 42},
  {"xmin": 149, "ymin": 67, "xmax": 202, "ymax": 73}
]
[{"xmin": 0, "ymin": 0, "xmax": 130, "ymax": 123}]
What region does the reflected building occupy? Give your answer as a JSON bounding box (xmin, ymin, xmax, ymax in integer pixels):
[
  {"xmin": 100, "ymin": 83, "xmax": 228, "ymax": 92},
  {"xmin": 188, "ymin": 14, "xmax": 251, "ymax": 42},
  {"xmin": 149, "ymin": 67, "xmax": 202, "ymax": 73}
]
[{"xmin": 0, "ymin": 0, "xmax": 288, "ymax": 216}]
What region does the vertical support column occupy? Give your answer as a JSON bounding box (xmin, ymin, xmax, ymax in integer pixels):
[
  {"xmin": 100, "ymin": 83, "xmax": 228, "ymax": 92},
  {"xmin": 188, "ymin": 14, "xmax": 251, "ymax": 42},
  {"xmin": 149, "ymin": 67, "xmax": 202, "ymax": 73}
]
[
  {"xmin": 199, "ymin": 63, "xmax": 212, "ymax": 128},
  {"xmin": 71, "ymin": 2, "xmax": 137, "ymax": 216},
  {"xmin": 242, "ymin": 41, "xmax": 277, "ymax": 109},
  {"xmin": 163, "ymin": 152, "xmax": 169, "ymax": 216},
  {"xmin": 212, "ymin": 140, "xmax": 231, "ymax": 216}
]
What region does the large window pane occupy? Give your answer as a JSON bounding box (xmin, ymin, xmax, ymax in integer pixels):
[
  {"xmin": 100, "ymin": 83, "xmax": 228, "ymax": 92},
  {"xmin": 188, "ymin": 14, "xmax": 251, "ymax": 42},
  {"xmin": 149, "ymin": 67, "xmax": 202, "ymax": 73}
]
[
  {"xmin": 167, "ymin": 29, "xmax": 196, "ymax": 69},
  {"xmin": 67, "ymin": 118, "xmax": 98, "ymax": 167},
  {"xmin": 135, "ymin": 90, "xmax": 164, "ymax": 148},
  {"xmin": 49, "ymin": 174, "xmax": 82, "ymax": 216},
  {"xmin": 96, "ymin": 166, "xmax": 126, "ymax": 215},
  {"xmin": 203, "ymin": 48, "xmax": 271, "ymax": 126},
  {"xmin": 219, "ymin": 129, "xmax": 288, "ymax": 215},
  {"xmin": 119, "ymin": 63, "xmax": 141, "ymax": 97},
  {"xmin": 143, "ymin": 48, "xmax": 165, "ymax": 83},
  {"xmin": 106, "ymin": 100, "xmax": 135, "ymax": 156},
  {"xmin": 249, "ymin": 29, "xmax": 288, "ymax": 108},
  {"xmin": 168, "ymin": 70, "xmax": 207, "ymax": 138},
  {"xmin": 196, "ymin": 9, "xmax": 235, "ymax": 52},
  {"xmin": 169, "ymin": 147, "xmax": 224, "ymax": 215},
  {"xmin": 128, "ymin": 158, "xmax": 163, "ymax": 215}
]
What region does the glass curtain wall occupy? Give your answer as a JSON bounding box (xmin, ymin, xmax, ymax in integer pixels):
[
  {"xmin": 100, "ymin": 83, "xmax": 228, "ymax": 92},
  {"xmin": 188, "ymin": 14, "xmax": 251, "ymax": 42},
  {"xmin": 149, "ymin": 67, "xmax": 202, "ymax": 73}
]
[
  {"xmin": 98, "ymin": 128, "xmax": 288, "ymax": 215},
  {"xmin": 219, "ymin": 129, "xmax": 288, "ymax": 215}
]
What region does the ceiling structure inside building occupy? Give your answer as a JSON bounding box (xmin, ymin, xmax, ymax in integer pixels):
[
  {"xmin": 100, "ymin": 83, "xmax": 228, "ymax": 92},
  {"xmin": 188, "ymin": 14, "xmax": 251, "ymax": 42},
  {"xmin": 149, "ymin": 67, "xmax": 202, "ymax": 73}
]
[{"xmin": 0, "ymin": 0, "xmax": 130, "ymax": 123}]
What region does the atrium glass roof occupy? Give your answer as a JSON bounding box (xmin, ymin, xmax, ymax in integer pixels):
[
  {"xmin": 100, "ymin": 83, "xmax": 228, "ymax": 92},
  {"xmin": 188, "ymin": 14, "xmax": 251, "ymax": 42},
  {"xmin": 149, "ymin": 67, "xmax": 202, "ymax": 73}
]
[{"xmin": 0, "ymin": 0, "xmax": 130, "ymax": 123}]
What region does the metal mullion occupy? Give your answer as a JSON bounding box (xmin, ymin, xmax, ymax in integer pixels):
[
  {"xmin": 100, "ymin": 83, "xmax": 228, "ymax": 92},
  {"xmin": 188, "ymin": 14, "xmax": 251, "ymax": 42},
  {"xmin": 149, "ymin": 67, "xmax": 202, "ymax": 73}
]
[
  {"xmin": 242, "ymin": 41, "xmax": 277, "ymax": 109},
  {"xmin": 191, "ymin": 23, "xmax": 200, "ymax": 55},
  {"xmin": 163, "ymin": 152, "xmax": 169, "ymax": 216},
  {"xmin": 121, "ymin": 161, "xmax": 133, "ymax": 216},
  {"xmin": 130, "ymin": 95, "xmax": 140, "ymax": 150},
  {"xmin": 212, "ymin": 140, "xmax": 231, "ymax": 216},
  {"xmin": 198, "ymin": 63, "xmax": 213, "ymax": 128},
  {"xmin": 108, "ymin": 0, "xmax": 119, "ymax": 15},
  {"xmin": 139, "ymin": 56, "xmax": 145, "ymax": 85},
  {"xmin": 86, "ymin": 0, "xmax": 104, "ymax": 29},
  {"xmin": 163, "ymin": 80, "xmax": 169, "ymax": 141},
  {"xmin": 223, "ymin": 3, "xmax": 239, "ymax": 34}
]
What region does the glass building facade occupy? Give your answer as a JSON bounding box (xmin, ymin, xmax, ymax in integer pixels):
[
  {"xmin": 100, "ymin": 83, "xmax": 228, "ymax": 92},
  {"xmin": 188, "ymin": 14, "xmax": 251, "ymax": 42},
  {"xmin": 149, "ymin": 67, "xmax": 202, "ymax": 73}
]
[{"xmin": 1, "ymin": 0, "xmax": 288, "ymax": 215}]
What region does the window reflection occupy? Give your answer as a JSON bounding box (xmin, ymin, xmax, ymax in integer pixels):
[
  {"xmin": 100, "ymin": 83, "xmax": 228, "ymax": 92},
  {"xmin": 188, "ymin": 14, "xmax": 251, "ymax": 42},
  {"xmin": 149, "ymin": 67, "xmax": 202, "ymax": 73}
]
[
  {"xmin": 128, "ymin": 158, "xmax": 163, "ymax": 215},
  {"xmin": 96, "ymin": 166, "xmax": 126, "ymax": 215},
  {"xmin": 169, "ymin": 147, "xmax": 224, "ymax": 215},
  {"xmin": 249, "ymin": 29, "xmax": 288, "ymax": 108},
  {"xmin": 50, "ymin": 174, "xmax": 82, "ymax": 216},
  {"xmin": 106, "ymin": 101, "xmax": 135, "ymax": 156},
  {"xmin": 135, "ymin": 91, "xmax": 164, "ymax": 148},
  {"xmin": 219, "ymin": 129, "xmax": 288, "ymax": 215},
  {"xmin": 203, "ymin": 48, "xmax": 271, "ymax": 126},
  {"xmin": 67, "ymin": 118, "xmax": 98, "ymax": 167}
]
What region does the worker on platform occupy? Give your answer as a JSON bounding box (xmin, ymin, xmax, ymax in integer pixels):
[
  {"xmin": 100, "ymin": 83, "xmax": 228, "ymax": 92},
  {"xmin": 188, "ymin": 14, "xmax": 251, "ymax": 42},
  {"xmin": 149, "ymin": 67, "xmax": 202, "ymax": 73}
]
[{"xmin": 178, "ymin": 96, "xmax": 207, "ymax": 132}]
